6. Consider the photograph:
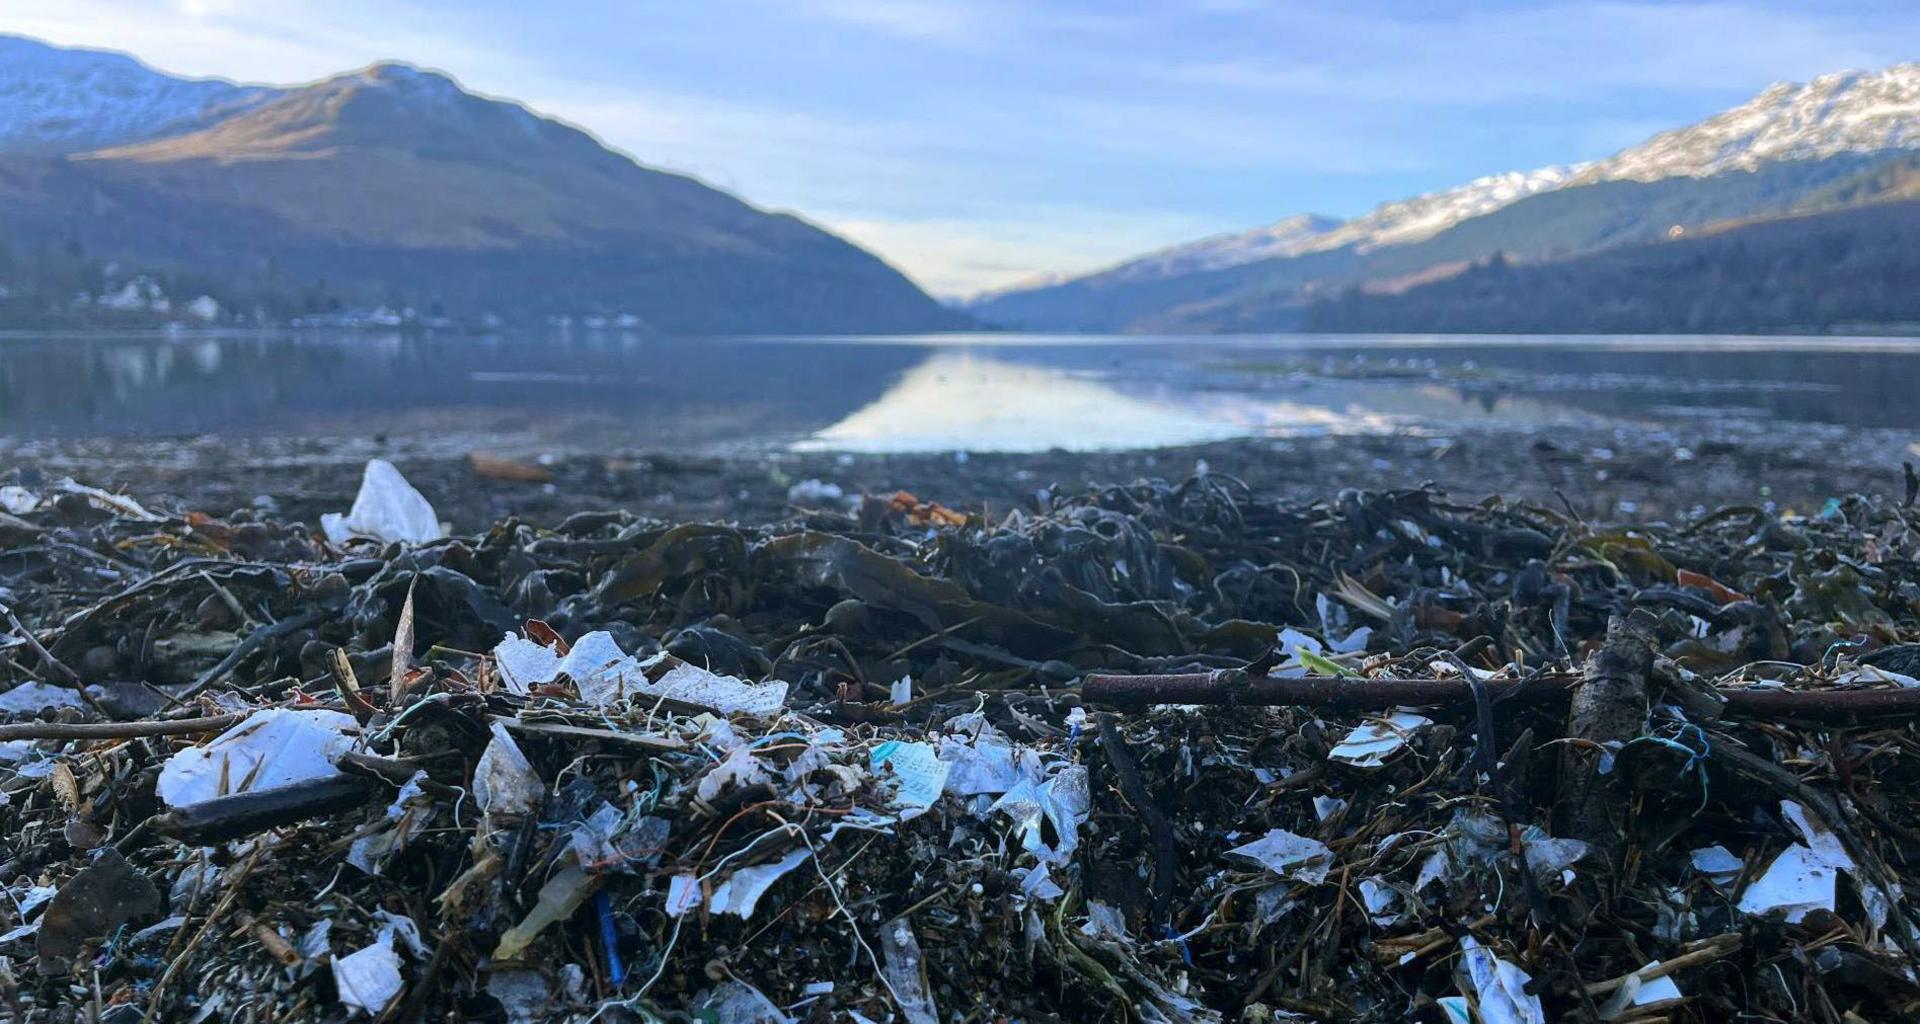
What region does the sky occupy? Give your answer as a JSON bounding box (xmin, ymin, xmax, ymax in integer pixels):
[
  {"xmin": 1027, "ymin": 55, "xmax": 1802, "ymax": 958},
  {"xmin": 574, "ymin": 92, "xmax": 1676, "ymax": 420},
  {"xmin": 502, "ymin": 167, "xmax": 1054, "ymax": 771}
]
[{"xmin": 9, "ymin": 1, "xmax": 1920, "ymax": 297}]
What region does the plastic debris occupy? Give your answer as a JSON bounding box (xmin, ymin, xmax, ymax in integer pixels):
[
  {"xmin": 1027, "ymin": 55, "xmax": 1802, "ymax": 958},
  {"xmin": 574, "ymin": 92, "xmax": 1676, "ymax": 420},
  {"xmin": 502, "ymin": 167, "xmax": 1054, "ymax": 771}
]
[
  {"xmin": 321, "ymin": 458, "xmax": 444, "ymax": 546},
  {"xmin": 869, "ymin": 740, "xmax": 950, "ymax": 813},
  {"xmin": 156, "ymin": 708, "xmax": 357, "ymax": 808},
  {"xmin": 1225, "ymin": 829, "xmax": 1336, "ymax": 885},
  {"xmin": 1458, "ymin": 936, "xmax": 1546, "ymax": 1024},
  {"xmin": 1327, "ymin": 708, "xmax": 1433, "ymax": 767},
  {"xmin": 708, "ymin": 846, "xmax": 812, "ymax": 919},
  {"xmin": 785, "ymin": 479, "xmax": 846, "ymax": 507},
  {"xmin": 4, "ymin": 475, "xmax": 1920, "ymax": 1021},
  {"xmin": 472, "ymin": 720, "xmax": 545, "ymax": 817},
  {"xmin": 333, "ymin": 929, "xmax": 404, "ymax": 1016},
  {"xmin": 1689, "ymin": 844, "xmax": 1743, "ymax": 885},
  {"xmin": 1599, "ymin": 963, "xmax": 1684, "ymax": 1020}
]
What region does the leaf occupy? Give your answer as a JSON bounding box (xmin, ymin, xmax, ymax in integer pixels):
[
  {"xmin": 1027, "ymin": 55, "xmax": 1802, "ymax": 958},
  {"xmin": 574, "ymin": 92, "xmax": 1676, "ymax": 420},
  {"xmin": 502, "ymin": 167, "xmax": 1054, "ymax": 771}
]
[
  {"xmin": 390, "ymin": 578, "xmax": 416, "ymax": 704},
  {"xmin": 1296, "ymin": 649, "xmax": 1358, "ymax": 678},
  {"xmin": 523, "ymin": 618, "xmax": 570, "ymax": 655}
]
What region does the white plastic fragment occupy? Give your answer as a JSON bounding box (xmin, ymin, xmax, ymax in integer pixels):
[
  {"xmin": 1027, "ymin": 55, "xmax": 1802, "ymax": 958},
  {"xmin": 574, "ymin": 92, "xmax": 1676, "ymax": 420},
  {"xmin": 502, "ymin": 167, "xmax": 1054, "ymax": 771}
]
[
  {"xmin": 696, "ymin": 746, "xmax": 773, "ymax": 803},
  {"xmin": 665, "ymin": 874, "xmax": 703, "ymax": 917},
  {"xmin": 473, "ymin": 721, "xmax": 544, "ymax": 817},
  {"xmin": 53, "ymin": 479, "xmax": 163, "ymax": 521},
  {"xmin": 989, "ymin": 765, "xmax": 1090, "ymax": 865},
  {"xmin": 693, "ymin": 979, "xmax": 795, "ymax": 1024},
  {"xmin": 638, "ymin": 658, "xmax": 787, "ymax": 716},
  {"xmin": 1082, "ymin": 900, "xmax": 1131, "ymax": 941},
  {"xmin": 889, "ymin": 674, "xmax": 913, "ymax": 706},
  {"xmin": 708, "ymin": 847, "xmax": 811, "ymax": 919},
  {"xmin": 1521, "ymin": 835, "xmax": 1591, "ymax": 886},
  {"xmin": 558, "ymin": 631, "xmax": 635, "ymax": 706},
  {"xmin": 492, "ymin": 634, "xmax": 562, "ymax": 695},
  {"xmin": 0, "ymin": 485, "xmax": 38, "ymax": 514},
  {"xmin": 1312, "ymin": 795, "xmax": 1348, "ymax": 821},
  {"xmin": 879, "ymin": 917, "xmax": 940, "ymax": 1024},
  {"xmin": 1225, "ymin": 829, "xmax": 1336, "ymax": 885},
  {"xmin": 333, "ymin": 930, "xmax": 404, "ymax": 1016},
  {"xmin": 1737, "ymin": 801, "xmax": 1856, "ymax": 922},
  {"xmin": 936, "ymin": 723, "xmax": 1027, "ymax": 796},
  {"xmin": 1272, "ymin": 628, "xmax": 1326, "ymax": 677},
  {"xmin": 321, "ymin": 459, "xmax": 445, "ymax": 546},
  {"xmin": 489, "ymin": 630, "xmax": 787, "ymax": 713},
  {"xmin": 870, "ymin": 741, "xmax": 950, "ymax": 815},
  {"xmin": 1017, "ymin": 862, "xmax": 1065, "ymax": 902},
  {"xmin": 1458, "ymin": 936, "xmax": 1546, "ymax": 1024},
  {"xmin": 1690, "ymin": 845, "xmax": 1743, "ymax": 885},
  {"xmin": 298, "ymin": 920, "xmax": 332, "ymax": 960},
  {"xmin": 1782, "ymin": 800, "xmax": 1853, "ymax": 870},
  {"xmin": 1329, "ymin": 709, "xmax": 1433, "ymax": 768},
  {"xmin": 1599, "ymin": 962, "xmax": 1683, "ymax": 1020},
  {"xmin": 785, "ymin": 479, "xmax": 845, "ymax": 507},
  {"xmin": 0, "ymin": 682, "xmax": 89, "ymax": 714},
  {"xmin": 1359, "ymin": 877, "xmax": 1405, "ymax": 925},
  {"xmin": 156, "ymin": 708, "xmax": 357, "ymax": 808},
  {"xmin": 1737, "ymin": 844, "xmax": 1838, "ymax": 921}
]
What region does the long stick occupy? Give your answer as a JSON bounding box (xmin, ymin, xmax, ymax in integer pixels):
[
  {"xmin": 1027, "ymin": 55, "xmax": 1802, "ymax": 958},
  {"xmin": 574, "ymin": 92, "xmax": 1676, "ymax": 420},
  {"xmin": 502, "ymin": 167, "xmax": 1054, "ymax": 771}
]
[
  {"xmin": 1080, "ymin": 670, "xmax": 1920, "ymax": 720},
  {"xmin": 0, "ymin": 713, "xmax": 246, "ymax": 741}
]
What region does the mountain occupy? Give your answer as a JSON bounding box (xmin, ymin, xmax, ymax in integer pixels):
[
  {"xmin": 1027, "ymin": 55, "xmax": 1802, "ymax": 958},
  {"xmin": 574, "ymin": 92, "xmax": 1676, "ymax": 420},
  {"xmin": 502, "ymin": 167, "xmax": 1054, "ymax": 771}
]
[
  {"xmin": 0, "ymin": 36, "xmax": 279, "ymax": 154},
  {"xmin": 968, "ymin": 64, "xmax": 1920, "ymax": 334},
  {"xmin": 0, "ymin": 36, "xmax": 964, "ymax": 333},
  {"xmin": 1309, "ymin": 185, "xmax": 1920, "ymax": 335}
]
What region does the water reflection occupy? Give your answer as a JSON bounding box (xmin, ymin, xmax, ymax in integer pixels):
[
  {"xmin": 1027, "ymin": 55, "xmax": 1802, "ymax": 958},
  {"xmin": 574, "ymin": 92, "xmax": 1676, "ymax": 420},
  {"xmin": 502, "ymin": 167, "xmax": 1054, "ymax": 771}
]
[
  {"xmin": 0, "ymin": 330, "xmax": 1917, "ymax": 451},
  {"xmin": 799, "ymin": 351, "xmax": 1623, "ymax": 452},
  {"xmin": 798, "ymin": 352, "xmax": 1250, "ymax": 452}
]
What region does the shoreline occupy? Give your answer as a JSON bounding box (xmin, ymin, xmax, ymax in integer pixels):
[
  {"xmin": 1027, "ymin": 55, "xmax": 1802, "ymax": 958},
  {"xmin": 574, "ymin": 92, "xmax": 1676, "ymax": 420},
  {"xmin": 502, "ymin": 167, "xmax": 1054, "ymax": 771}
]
[{"xmin": 3, "ymin": 415, "xmax": 1904, "ymax": 531}]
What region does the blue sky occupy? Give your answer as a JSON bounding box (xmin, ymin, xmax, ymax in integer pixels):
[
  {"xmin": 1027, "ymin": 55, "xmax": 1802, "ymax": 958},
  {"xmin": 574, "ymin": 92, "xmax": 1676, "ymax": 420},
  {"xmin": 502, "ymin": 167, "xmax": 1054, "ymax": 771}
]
[{"xmin": 11, "ymin": 1, "xmax": 1920, "ymax": 295}]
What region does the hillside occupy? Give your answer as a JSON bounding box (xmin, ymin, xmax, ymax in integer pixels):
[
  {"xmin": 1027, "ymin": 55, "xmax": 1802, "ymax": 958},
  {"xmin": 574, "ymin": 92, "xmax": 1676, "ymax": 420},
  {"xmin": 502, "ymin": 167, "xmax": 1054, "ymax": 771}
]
[
  {"xmin": 0, "ymin": 38, "xmax": 964, "ymax": 333},
  {"xmin": 1305, "ymin": 193, "xmax": 1920, "ymax": 335},
  {"xmin": 969, "ymin": 64, "xmax": 1920, "ymax": 334}
]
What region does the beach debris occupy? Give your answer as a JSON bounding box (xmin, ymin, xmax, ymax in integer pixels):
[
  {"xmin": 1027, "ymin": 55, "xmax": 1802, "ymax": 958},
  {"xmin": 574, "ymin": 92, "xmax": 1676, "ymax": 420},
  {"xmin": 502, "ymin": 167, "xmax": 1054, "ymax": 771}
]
[
  {"xmin": 333, "ymin": 927, "xmax": 405, "ymax": 1016},
  {"xmin": 1327, "ymin": 708, "xmax": 1432, "ymax": 767},
  {"xmin": 0, "ymin": 476, "xmax": 1917, "ymax": 1020},
  {"xmin": 1458, "ymin": 936, "xmax": 1547, "ymax": 1024},
  {"xmin": 1225, "ymin": 829, "xmax": 1336, "ymax": 884},
  {"xmin": 155, "ymin": 707, "xmax": 357, "ymax": 807},
  {"xmin": 321, "ymin": 458, "xmax": 444, "ymax": 545}
]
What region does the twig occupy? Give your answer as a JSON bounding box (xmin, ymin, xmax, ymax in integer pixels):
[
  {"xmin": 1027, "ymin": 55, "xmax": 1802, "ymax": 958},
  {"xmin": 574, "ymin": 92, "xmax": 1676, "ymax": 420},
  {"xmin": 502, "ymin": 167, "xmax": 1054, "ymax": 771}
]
[
  {"xmin": 1582, "ymin": 934, "xmax": 1740, "ymax": 997},
  {"xmin": 1080, "ymin": 670, "xmax": 1920, "ymax": 721},
  {"xmin": 0, "ymin": 713, "xmax": 246, "ymax": 741},
  {"xmin": 142, "ymin": 844, "xmax": 263, "ymax": 1022},
  {"xmin": 1096, "ymin": 712, "xmax": 1177, "ymax": 925},
  {"xmin": 0, "ymin": 601, "xmax": 81, "ymax": 685},
  {"xmin": 168, "ymin": 607, "xmax": 328, "ymax": 705}
]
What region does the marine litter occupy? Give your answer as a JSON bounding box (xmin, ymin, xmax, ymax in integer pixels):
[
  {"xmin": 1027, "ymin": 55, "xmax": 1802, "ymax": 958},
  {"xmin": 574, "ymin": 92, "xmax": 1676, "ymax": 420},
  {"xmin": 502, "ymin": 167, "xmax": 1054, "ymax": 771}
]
[{"xmin": 2, "ymin": 455, "xmax": 1920, "ymax": 1021}]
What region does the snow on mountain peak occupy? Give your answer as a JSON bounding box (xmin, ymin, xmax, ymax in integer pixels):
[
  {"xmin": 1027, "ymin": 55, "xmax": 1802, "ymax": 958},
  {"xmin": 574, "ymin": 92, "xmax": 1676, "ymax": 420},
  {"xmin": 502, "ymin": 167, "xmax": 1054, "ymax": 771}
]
[
  {"xmin": 1307, "ymin": 165, "xmax": 1585, "ymax": 254},
  {"xmin": 1580, "ymin": 63, "xmax": 1920, "ymax": 183},
  {"xmin": 1097, "ymin": 213, "xmax": 1346, "ymax": 284},
  {"xmin": 0, "ymin": 34, "xmax": 277, "ymax": 155}
]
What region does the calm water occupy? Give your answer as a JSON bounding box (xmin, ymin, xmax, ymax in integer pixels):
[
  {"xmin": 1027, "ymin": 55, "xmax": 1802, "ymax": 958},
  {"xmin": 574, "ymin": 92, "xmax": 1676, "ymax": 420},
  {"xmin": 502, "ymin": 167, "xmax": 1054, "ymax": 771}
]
[{"xmin": 0, "ymin": 330, "xmax": 1915, "ymax": 452}]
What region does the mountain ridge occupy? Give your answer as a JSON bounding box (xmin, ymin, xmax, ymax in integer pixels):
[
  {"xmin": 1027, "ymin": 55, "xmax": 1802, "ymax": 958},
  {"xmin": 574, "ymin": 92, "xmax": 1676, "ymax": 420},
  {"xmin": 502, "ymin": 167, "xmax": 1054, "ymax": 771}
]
[
  {"xmin": 0, "ymin": 35, "xmax": 964, "ymax": 333},
  {"xmin": 969, "ymin": 62, "xmax": 1920, "ymax": 334}
]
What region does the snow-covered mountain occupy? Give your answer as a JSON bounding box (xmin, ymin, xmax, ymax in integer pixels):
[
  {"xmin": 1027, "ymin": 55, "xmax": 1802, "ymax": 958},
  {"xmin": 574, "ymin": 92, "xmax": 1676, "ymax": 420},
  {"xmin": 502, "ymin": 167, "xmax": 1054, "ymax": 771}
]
[
  {"xmin": 1301, "ymin": 166, "xmax": 1585, "ymax": 254},
  {"xmin": 970, "ymin": 61, "xmax": 1920, "ymax": 332},
  {"xmin": 0, "ymin": 36, "xmax": 278, "ymax": 154},
  {"xmin": 1579, "ymin": 64, "xmax": 1920, "ymax": 183},
  {"xmin": 1093, "ymin": 213, "xmax": 1345, "ymax": 285}
]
